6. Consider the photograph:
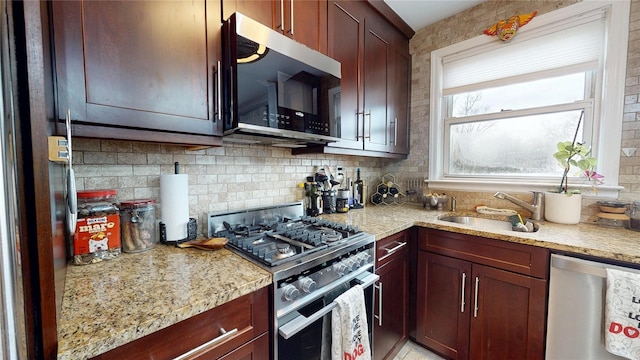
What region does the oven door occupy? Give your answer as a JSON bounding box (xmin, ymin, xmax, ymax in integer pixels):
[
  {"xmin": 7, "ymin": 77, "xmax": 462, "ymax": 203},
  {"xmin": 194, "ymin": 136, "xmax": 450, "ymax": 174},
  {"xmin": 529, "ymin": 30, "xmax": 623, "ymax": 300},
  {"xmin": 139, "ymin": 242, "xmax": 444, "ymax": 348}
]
[{"xmin": 277, "ymin": 272, "xmax": 378, "ymax": 359}]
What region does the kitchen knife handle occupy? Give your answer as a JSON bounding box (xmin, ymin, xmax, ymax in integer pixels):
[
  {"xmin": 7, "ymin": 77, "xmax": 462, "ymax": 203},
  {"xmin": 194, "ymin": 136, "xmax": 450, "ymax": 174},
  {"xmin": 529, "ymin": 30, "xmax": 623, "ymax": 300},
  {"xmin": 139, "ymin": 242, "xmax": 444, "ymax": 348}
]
[
  {"xmin": 460, "ymin": 272, "xmax": 466, "ymax": 313},
  {"xmin": 173, "ymin": 327, "xmax": 238, "ymax": 360}
]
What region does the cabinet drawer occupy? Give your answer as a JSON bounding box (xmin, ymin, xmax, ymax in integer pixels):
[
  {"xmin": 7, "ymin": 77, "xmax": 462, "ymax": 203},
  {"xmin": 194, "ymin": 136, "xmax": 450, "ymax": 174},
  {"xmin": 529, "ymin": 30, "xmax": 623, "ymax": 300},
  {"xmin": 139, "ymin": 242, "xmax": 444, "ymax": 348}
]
[
  {"xmin": 93, "ymin": 286, "xmax": 270, "ymax": 359},
  {"xmin": 418, "ymin": 228, "xmax": 549, "ymax": 278},
  {"xmin": 376, "ymin": 231, "xmax": 409, "ymax": 267}
]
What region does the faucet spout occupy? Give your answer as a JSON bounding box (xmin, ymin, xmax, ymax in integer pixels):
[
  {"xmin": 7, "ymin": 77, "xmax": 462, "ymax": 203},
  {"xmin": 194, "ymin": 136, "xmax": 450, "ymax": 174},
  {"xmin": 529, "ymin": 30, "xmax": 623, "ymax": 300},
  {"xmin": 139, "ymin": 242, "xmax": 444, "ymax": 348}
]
[{"xmin": 493, "ymin": 191, "xmax": 545, "ymax": 221}]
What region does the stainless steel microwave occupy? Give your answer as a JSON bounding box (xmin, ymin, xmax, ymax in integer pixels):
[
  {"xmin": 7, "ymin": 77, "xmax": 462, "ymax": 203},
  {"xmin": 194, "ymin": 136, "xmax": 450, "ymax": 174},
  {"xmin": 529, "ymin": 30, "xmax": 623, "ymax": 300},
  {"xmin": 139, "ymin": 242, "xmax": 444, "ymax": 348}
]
[{"xmin": 222, "ymin": 13, "xmax": 341, "ymax": 147}]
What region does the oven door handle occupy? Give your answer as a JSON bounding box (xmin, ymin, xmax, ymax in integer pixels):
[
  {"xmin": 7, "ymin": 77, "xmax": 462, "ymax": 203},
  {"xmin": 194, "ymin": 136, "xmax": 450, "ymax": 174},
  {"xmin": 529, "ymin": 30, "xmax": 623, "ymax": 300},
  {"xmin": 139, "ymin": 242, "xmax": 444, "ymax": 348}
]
[{"xmin": 278, "ymin": 272, "xmax": 380, "ymax": 340}]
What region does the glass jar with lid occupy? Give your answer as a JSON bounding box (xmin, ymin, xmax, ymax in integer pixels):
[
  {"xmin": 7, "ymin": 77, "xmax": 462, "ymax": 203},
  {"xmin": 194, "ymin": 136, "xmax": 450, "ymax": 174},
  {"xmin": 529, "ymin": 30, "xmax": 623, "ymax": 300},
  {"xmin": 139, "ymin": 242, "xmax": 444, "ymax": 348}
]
[
  {"xmin": 120, "ymin": 199, "xmax": 157, "ymax": 253},
  {"xmin": 74, "ymin": 189, "xmax": 121, "ymax": 265}
]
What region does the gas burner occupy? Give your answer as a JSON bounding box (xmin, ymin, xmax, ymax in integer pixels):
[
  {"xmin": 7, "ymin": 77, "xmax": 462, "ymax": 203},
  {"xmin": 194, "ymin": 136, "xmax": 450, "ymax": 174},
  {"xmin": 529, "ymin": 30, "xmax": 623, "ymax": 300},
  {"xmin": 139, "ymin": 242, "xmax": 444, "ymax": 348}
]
[
  {"xmin": 273, "ymin": 243, "xmax": 295, "ymax": 260},
  {"xmin": 209, "ymin": 202, "xmax": 371, "ymax": 268},
  {"xmin": 324, "ymin": 230, "xmax": 343, "ymax": 243}
]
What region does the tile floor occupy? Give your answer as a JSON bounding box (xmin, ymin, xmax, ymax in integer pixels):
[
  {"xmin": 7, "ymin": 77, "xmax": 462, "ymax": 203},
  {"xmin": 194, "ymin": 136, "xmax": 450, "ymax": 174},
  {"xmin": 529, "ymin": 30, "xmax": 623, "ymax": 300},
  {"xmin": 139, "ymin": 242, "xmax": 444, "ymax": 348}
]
[{"xmin": 393, "ymin": 341, "xmax": 446, "ymax": 360}]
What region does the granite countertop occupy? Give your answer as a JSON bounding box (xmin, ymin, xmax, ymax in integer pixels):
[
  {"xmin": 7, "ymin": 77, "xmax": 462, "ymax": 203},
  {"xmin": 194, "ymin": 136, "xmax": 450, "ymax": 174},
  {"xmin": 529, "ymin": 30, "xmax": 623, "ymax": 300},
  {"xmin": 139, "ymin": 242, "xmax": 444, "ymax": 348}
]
[
  {"xmin": 57, "ymin": 246, "xmax": 272, "ymax": 360},
  {"xmin": 321, "ymin": 203, "xmax": 640, "ymax": 265},
  {"xmin": 58, "ymin": 203, "xmax": 640, "ymax": 359}
]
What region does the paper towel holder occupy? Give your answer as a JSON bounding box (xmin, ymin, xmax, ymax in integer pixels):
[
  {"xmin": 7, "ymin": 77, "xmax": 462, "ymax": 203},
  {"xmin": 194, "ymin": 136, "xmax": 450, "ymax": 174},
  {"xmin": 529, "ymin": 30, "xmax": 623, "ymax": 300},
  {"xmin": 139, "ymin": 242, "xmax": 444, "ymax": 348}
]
[{"xmin": 159, "ymin": 218, "xmax": 197, "ymax": 244}]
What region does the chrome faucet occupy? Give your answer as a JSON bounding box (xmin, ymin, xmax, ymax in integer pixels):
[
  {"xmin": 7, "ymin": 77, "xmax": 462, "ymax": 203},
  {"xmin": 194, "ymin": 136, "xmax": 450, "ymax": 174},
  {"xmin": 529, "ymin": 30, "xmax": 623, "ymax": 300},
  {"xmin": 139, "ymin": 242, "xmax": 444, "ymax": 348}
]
[{"xmin": 493, "ymin": 191, "xmax": 545, "ymax": 221}]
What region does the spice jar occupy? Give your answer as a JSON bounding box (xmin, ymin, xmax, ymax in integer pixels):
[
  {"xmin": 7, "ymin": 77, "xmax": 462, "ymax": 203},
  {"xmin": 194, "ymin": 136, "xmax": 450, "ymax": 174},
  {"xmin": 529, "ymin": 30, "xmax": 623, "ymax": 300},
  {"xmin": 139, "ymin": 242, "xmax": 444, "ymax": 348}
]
[
  {"xmin": 74, "ymin": 190, "xmax": 121, "ymax": 265},
  {"xmin": 630, "ymin": 201, "xmax": 640, "ymax": 232},
  {"xmin": 120, "ymin": 199, "xmax": 157, "ymax": 253}
]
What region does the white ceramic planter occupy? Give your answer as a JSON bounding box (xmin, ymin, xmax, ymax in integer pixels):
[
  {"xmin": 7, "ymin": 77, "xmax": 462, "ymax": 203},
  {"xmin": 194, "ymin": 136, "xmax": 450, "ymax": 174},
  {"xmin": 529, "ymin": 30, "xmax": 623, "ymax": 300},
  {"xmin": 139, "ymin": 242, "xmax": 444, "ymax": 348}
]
[{"xmin": 544, "ymin": 192, "xmax": 582, "ymax": 224}]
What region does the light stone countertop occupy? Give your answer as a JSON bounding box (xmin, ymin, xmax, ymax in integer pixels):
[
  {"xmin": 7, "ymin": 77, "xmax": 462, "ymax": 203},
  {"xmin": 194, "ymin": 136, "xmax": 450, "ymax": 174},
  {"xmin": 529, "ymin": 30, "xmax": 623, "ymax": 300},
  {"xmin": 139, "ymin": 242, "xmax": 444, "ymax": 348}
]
[
  {"xmin": 57, "ymin": 246, "xmax": 272, "ymax": 360},
  {"xmin": 57, "ymin": 203, "xmax": 640, "ymax": 360},
  {"xmin": 321, "ymin": 203, "xmax": 640, "ymax": 265}
]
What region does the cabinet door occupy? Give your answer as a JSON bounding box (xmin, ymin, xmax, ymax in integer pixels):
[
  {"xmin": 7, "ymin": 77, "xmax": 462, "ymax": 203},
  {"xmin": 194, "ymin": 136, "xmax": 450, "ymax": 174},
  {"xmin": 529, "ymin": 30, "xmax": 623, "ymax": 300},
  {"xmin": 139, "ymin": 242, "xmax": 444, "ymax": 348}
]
[
  {"xmin": 327, "ymin": 1, "xmax": 365, "ymax": 150},
  {"xmin": 223, "ymin": 0, "xmax": 275, "ymax": 26},
  {"xmin": 52, "ymin": 1, "xmax": 222, "ymax": 138},
  {"xmin": 374, "ymin": 245, "xmax": 409, "ymax": 360},
  {"xmin": 389, "ymin": 47, "xmax": 410, "ymax": 154},
  {"xmin": 217, "ymin": 332, "xmax": 269, "ymax": 360},
  {"xmin": 274, "ymin": 0, "xmax": 327, "ymax": 53},
  {"xmin": 416, "ymin": 252, "xmax": 471, "ymax": 360},
  {"xmin": 470, "ymin": 264, "xmax": 547, "ymax": 360},
  {"xmin": 363, "ymin": 14, "xmax": 392, "ymax": 153}
]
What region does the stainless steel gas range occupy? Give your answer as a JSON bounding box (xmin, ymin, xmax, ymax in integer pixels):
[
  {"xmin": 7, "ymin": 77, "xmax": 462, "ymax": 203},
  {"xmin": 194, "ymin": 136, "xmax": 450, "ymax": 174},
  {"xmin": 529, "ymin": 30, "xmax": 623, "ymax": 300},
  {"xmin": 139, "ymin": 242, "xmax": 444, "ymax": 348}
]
[{"xmin": 208, "ymin": 202, "xmax": 378, "ymax": 359}]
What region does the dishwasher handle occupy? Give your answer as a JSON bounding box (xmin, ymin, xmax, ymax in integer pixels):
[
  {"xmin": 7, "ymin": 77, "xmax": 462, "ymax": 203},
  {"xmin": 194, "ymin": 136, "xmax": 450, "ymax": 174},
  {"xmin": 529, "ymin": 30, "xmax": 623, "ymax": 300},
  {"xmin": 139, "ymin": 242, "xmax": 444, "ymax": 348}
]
[{"xmin": 550, "ymin": 254, "xmax": 640, "ymax": 279}]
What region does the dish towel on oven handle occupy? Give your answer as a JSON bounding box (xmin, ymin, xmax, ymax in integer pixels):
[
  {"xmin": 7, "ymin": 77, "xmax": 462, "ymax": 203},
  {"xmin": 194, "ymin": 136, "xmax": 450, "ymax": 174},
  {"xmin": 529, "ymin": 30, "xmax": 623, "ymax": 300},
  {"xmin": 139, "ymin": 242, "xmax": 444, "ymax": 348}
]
[
  {"xmin": 331, "ymin": 284, "xmax": 371, "ymax": 360},
  {"xmin": 605, "ymin": 268, "xmax": 640, "ymax": 360}
]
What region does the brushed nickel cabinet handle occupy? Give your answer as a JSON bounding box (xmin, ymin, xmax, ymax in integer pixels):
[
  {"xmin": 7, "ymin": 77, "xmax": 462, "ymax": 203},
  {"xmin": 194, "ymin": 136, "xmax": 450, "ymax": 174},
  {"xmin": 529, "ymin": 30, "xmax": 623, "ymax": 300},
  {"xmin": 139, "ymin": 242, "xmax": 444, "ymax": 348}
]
[
  {"xmin": 473, "ymin": 276, "xmax": 479, "ymax": 318},
  {"xmin": 377, "ymin": 241, "xmax": 407, "ymax": 262},
  {"xmin": 374, "ymin": 282, "xmax": 383, "ymax": 326},
  {"xmin": 216, "ymin": 61, "xmax": 222, "ymax": 122},
  {"xmin": 279, "ymin": 0, "xmax": 285, "ymax": 31},
  {"xmin": 461, "ymin": 272, "xmax": 466, "ymax": 313},
  {"xmin": 173, "ymin": 327, "xmax": 238, "ymax": 360},
  {"xmin": 365, "ymin": 111, "xmax": 371, "ymax": 139},
  {"xmin": 289, "ymin": 0, "xmax": 294, "ymax": 34}
]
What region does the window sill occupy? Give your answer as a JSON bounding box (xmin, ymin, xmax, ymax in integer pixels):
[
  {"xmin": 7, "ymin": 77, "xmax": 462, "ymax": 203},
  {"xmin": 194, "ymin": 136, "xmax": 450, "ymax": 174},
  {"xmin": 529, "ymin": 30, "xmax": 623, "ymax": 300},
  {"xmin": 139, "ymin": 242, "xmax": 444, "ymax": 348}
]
[{"xmin": 425, "ymin": 179, "xmax": 623, "ymax": 199}]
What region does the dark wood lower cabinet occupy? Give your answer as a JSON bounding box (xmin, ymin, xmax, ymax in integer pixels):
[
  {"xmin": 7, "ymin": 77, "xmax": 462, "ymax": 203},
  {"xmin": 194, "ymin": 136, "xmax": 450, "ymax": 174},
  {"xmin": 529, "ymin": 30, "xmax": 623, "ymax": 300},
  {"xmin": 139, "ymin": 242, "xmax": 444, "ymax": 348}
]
[
  {"xmin": 415, "ymin": 229, "xmax": 548, "ymax": 360},
  {"xmin": 92, "ymin": 286, "xmax": 270, "ymax": 359},
  {"xmin": 374, "ymin": 230, "xmax": 411, "ymax": 360},
  {"xmin": 218, "ymin": 332, "xmax": 269, "ymax": 360},
  {"xmin": 416, "ymin": 252, "xmax": 470, "ymax": 360}
]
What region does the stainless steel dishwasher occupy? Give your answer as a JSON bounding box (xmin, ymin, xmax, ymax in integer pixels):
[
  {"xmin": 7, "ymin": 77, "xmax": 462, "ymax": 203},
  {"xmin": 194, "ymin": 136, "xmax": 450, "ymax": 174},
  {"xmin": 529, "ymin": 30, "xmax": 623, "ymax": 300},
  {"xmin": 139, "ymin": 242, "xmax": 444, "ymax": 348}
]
[{"xmin": 546, "ymin": 254, "xmax": 640, "ymax": 360}]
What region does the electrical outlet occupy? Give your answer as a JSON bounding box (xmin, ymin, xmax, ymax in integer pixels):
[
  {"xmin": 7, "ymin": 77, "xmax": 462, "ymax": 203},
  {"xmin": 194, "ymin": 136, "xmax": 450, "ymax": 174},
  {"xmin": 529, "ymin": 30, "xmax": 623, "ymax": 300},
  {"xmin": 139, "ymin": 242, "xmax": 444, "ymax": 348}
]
[{"xmin": 48, "ymin": 136, "xmax": 69, "ymax": 162}]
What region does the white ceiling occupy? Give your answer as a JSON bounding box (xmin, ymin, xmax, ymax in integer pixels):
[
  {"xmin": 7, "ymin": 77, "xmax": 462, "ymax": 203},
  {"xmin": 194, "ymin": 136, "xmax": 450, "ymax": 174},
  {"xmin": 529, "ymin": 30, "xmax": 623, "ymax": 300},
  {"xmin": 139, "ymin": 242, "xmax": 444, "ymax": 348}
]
[{"xmin": 384, "ymin": 0, "xmax": 486, "ymax": 31}]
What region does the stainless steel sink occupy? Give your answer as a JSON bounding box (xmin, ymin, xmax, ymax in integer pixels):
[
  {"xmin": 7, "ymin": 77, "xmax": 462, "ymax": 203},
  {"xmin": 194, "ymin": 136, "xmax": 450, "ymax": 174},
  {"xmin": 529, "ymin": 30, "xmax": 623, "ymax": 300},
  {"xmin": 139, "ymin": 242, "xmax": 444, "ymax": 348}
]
[{"xmin": 438, "ymin": 216, "xmax": 539, "ymax": 232}]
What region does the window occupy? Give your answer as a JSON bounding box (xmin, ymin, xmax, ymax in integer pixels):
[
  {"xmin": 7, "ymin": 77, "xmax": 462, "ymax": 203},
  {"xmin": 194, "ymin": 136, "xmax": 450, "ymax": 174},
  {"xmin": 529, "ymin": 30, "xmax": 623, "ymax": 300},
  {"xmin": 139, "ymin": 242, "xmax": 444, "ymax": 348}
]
[{"xmin": 428, "ymin": 1, "xmax": 630, "ymax": 198}]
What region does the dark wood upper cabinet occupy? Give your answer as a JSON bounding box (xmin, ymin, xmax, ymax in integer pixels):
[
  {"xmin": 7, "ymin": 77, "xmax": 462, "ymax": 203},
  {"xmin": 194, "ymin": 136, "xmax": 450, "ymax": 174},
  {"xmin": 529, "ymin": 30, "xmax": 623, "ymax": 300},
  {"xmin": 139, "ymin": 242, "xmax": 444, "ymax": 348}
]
[
  {"xmin": 51, "ymin": 0, "xmax": 223, "ymax": 145},
  {"xmin": 223, "ymin": 0, "xmax": 327, "ymax": 53},
  {"xmin": 294, "ymin": 0, "xmax": 411, "ymax": 158},
  {"xmin": 275, "ymin": 0, "xmax": 328, "ymax": 53}
]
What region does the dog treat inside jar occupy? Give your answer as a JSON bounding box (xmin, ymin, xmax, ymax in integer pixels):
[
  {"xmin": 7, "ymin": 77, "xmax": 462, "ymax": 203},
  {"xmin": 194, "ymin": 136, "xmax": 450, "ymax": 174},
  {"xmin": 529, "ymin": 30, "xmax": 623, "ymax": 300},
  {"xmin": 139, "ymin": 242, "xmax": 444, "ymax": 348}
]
[
  {"xmin": 120, "ymin": 199, "xmax": 156, "ymax": 253},
  {"xmin": 74, "ymin": 190, "xmax": 121, "ymax": 265}
]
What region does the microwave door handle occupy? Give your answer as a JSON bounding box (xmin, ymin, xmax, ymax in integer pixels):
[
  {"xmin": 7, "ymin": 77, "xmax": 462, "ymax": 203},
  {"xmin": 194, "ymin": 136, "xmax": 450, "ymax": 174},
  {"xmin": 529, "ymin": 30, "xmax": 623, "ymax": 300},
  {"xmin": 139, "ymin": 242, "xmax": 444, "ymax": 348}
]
[{"xmin": 278, "ymin": 272, "xmax": 379, "ymax": 339}]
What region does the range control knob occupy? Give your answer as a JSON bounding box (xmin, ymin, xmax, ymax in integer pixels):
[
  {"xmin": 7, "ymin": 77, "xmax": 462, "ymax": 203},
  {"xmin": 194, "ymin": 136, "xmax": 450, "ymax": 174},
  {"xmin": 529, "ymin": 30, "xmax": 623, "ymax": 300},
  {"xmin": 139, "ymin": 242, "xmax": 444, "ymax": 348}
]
[
  {"xmin": 344, "ymin": 256, "xmax": 358, "ymax": 271},
  {"xmin": 299, "ymin": 277, "xmax": 317, "ymax": 293},
  {"xmin": 358, "ymin": 252, "xmax": 371, "ymax": 265},
  {"xmin": 282, "ymin": 284, "xmax": 300, "ymax": 301},
  {"xmin": 333, "ymin": 262, "xmax": 348, "ymax": 276},
  {"xmin": 353, "ymin": 254, "xmax": 367, "ymax": 267}
]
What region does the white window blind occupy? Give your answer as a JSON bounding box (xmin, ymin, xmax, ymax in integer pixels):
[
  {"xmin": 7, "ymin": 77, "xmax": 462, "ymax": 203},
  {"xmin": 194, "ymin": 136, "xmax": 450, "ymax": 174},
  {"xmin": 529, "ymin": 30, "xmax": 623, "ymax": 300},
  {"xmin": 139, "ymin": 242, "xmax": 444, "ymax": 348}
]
[{"xmin": 442, "ymin": 13, "xmax": 605, "ymax": 95}]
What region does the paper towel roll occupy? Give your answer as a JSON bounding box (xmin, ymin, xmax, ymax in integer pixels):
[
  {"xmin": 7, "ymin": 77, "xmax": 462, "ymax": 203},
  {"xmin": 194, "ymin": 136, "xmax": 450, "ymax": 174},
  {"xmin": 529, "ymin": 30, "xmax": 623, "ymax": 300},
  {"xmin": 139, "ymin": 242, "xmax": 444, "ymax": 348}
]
[{"xmin": 160, "ymin": 174, "xmax": 189, "ymax": 242}]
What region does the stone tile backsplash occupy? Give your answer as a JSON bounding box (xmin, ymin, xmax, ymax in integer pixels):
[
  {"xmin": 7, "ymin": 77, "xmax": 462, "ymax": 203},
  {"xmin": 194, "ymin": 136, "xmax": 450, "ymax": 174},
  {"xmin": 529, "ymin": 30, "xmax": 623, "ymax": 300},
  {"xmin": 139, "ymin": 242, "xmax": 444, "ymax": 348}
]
[{"xmin": 72, "ymin": 138, "xmax": 389, "ymax": 236}]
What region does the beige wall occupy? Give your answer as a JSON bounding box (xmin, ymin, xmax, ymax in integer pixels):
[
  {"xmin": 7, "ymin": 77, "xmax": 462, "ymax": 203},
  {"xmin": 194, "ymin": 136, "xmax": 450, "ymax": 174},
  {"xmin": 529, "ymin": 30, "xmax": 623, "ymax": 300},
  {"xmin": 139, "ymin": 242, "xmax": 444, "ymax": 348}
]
[
  {"xmin": 385, "ymin": 0, "xmax": 640, "ymax": 220},
  {"xmin": 73, "ymin": 0, "xmax": 640, "ymax": 230}
]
